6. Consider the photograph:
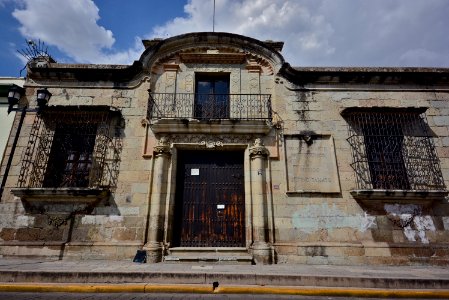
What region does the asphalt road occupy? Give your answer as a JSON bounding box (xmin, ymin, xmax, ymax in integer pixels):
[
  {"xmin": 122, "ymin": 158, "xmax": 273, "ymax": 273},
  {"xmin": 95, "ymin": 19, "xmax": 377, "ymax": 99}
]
[{"xmin": 0, "ymin": 293, "xmax": 431, "ymax": 300}]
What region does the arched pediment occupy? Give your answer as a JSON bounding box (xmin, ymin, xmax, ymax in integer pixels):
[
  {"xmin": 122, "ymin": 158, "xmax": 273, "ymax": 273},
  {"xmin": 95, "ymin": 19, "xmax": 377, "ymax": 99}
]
[{"xmin": 139, "ymin": 32, "xmax": 285, "ymax": 76}]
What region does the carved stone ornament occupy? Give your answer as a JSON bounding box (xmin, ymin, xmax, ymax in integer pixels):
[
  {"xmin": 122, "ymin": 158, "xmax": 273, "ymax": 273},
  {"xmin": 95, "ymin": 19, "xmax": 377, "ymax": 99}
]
[
  {"xmin": 153, "ymin": 137, "xmax": 171, "ymax": 155},
  {"xmin": 249, "ymin": 138, "xmax": 269, "ymax": 157},
  {"xmin": 166, "ymin": 134, "xmax": 255, "ymax": 145},
  {"xmin": 200, "ymin": 140, "xmax": 224, "ymax": 148}
]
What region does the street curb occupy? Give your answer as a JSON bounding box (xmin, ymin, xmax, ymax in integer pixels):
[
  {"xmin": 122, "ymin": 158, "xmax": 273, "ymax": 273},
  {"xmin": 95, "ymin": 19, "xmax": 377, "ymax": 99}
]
[
  {"xmin": 217, "ymin": 286, "xmax": 449, "ymax": 298},
  {"xmin": 3, "ymin": 270, "xmax": 449, "ymax": 289},
  {"xmin": 0, "ymin": 283, "xmax": 147, "ymax": 293},
  {"xmin": 1, "ymin": 283, "xmax": 449, "ymax": 298}
]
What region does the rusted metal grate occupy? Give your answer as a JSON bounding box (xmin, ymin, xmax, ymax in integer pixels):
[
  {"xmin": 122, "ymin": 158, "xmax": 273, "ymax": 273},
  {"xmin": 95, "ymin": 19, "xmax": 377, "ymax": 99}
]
[
  {"xmin": 174, "ymin": 151, "xmax": 245, "ymax": 247},
  {"xmin": 343, "ymin": 108, "xmax": 445, "ymax": 190},
  {"xmin": 147, "ymin": 93, "xmax": 272, "ymax": 121},
  {"xmin": 18, "ymin": 108, "xmax": 122, "ymax": 189}
]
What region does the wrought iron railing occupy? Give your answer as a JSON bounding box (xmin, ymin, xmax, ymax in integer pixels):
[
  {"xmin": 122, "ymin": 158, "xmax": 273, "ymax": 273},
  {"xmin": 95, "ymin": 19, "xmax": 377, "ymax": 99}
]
[
  {"xmin": 343, "ymin": 108, "xmax": 445, "ymax": 191},
  {"xmin": 18, "ymin": 108, "xmax": 122, "ymax": 189},
  {"xmin": 147, "ymin": 93, "xmax": 272, "ymax": 121}
]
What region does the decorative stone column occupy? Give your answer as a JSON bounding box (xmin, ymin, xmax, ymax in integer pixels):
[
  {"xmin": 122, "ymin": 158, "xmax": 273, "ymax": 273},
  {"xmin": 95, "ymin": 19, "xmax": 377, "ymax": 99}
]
[
  {"xmin": 249, "ymin": 138, "xmax": 272, "ymax": 264},
  {"xmin": 144, "ymin": 137, "xmax": 171, "ymax": 262}
]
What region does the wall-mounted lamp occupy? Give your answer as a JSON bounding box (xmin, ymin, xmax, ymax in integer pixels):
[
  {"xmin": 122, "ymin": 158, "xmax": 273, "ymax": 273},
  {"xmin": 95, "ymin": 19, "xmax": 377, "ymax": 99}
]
[
  {"xmin": 1, "ymin": 86, "xmax": 51, "ymax": 199},
  {"xmin": 7, "ymin": 85, "xmax": 25, "ymax": 114},
  {"xmin": 36, "ymin": 88, "xmax": 52, "ymax": 110},
  {"xmin": 7, "ymin": 86, "xmax": 52, "ymax": 114}
]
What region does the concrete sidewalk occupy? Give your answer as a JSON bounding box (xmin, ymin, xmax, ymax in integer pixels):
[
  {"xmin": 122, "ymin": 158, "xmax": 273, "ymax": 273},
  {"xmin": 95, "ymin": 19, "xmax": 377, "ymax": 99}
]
[{"xmin": 0, "ymin": 257, "xmax": 448, "ymax": 297}]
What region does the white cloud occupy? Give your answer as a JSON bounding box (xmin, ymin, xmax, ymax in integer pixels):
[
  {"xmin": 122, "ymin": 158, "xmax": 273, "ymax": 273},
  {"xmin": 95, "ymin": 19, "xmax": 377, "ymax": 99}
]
[
  {"xmin": 11, "ymin": 0, "xmax": 142, "ymax": 65},
  {"xmin": 150, "ymin": 0, "xmax": 335, "ymax": 66},
  {"xmin": 150, "ymin": 0, "xmax": 449, "ymax": 67},
  {"xmin": 10, "ymin": 0, "xmax": 449, "ymax": 67}
]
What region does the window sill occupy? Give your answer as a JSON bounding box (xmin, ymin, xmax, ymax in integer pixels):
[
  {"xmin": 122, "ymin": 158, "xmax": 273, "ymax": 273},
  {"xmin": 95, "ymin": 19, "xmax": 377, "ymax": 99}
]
[
  {"xmin": 11, "ymin": 187, "xmax": 110, "ymax": 204},
  {"xmin": 351, "ymin": 189, "xmax": 448, "ymax": 207}
]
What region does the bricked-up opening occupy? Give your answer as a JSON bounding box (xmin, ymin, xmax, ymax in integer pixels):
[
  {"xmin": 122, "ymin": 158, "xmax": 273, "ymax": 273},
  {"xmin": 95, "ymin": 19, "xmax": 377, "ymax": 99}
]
[
  {"xmin": 18, "ymin": 107, "xmax": 122, "ymax": 189},
  {"xmin": 342, "ymin": 107, "xmax": 445, "ymax": 191}
]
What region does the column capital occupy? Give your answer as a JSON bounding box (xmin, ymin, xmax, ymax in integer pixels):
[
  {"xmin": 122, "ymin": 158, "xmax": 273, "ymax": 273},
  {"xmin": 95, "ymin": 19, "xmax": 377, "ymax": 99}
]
[
  {"xmin": 153, "ymin": 137, "xmax": 171, "ymax": 156},
  {"xmin": 249, "ymin": 138, "xmax": 269, "ymax": 157}
]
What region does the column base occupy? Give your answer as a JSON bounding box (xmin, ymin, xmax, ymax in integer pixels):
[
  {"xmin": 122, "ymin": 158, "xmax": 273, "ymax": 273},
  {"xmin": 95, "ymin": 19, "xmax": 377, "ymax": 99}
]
[
  {"xmin": 142, "ymin": 241, "xmax": 163, "ymax": 263},
  {"xmin": 251, "ymin": 242, "xmax": 273, "ymax": 264}
]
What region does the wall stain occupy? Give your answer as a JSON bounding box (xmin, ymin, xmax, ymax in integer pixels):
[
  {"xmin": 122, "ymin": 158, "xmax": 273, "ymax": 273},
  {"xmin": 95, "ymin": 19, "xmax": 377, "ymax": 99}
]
[{"xmin": 292, "ymin": 203, "xmax": 376, "ymax": 234}]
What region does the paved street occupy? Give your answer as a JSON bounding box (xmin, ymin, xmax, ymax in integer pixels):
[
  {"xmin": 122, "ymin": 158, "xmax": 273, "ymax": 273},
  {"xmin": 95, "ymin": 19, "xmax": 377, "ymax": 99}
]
[
  {"xmin": 0, "ymin": 293, "xmax": 432, "ymax": 300},
  {"xmin": 0, "ymin": 258, "xmax": 448, "ymax": 299}
]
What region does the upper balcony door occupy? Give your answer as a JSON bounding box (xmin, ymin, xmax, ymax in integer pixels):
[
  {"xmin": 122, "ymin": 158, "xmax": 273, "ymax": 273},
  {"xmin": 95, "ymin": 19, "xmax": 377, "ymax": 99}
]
[{"xmin": 195, "ymin": 73, "xmax": 230, "ymax": 119}]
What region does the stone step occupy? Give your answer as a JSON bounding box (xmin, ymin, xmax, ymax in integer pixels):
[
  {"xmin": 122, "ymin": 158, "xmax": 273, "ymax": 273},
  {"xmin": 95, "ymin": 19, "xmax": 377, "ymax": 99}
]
[
  {"xmin": 168, "ymin": 247, "xmax": 250, "ymax": 256},
  {"xmin": 164, "ymin": 255, "xmax": 253, "ymax": 264},
  {"xmin": 165, "ymin": 247, "xmax": 253, "ymax": 264}
]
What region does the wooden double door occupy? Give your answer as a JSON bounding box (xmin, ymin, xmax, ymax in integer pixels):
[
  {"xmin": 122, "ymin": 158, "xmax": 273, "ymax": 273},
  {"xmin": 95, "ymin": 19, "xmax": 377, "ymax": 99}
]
[{"xmin": 173, "ymin": 150, "xmax": 245, "ymax": 247}]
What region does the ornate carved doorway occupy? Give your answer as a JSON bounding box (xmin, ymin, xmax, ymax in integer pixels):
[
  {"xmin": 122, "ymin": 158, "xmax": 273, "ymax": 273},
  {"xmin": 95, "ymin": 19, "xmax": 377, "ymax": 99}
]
[{"xmin": 173, "ymin": 150, "xmax": 245, "ymax": 247}]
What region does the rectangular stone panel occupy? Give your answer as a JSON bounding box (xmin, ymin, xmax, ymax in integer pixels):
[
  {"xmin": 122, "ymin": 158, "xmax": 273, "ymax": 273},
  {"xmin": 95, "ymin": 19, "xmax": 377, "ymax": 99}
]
[{"xmin": 284, "ymin": 135, "xmax": 341, "ymax": 193}]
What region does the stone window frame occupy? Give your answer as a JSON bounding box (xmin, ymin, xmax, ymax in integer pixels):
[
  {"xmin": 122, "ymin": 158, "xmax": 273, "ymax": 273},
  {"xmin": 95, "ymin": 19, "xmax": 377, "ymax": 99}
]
[
  {"xmin": 341, "ymin": 107, "xmax": 447, "ymax": 204},
  {"xmin": 11, "ymin": 106, "xmax": 122, "ymax": 207}
]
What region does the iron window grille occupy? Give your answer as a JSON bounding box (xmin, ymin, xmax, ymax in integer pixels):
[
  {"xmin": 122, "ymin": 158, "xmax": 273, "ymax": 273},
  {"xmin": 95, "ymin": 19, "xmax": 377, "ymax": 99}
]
[
  {"xmin": 18, "ymin": 107, "xmax": 122, "ymax": 189},
  {"xmin": 343, "ymin": 107, "xmax": 445, "ymax": 191}
]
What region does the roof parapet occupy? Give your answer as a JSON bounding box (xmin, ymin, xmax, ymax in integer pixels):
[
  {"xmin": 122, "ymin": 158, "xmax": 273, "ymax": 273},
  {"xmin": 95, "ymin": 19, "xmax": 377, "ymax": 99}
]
[
  {"xmin": 142, "ymin": 38, "xmax": 164, "ymax": 49},
  {"xmin": 263, "ymin": 40, "xmax": 284, "ymax": 52}
]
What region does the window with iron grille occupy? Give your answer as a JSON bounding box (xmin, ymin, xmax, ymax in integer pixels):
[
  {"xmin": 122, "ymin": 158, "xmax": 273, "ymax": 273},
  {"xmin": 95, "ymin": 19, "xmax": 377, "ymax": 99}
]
[
  {"xmin": 343, "ymin": 107, "xmax": 445, "ymax": 191},
  {"xmin": 18, "ymin": 107, "xmax": 122, "ymax": 189},
  {"xmin": 42, "ymin": 123, "xmax": 97, "ymax": 188}
]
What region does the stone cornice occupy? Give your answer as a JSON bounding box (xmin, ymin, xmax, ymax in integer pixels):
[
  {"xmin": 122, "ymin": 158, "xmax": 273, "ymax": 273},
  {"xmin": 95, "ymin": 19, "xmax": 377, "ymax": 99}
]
[
  {"xmin": 179, "ymin": 53, "xmax": 246, "ymax": 64},
  {"xmin": 279, "ymin": 63, "xmax": 449, "ymax": 86},
  {"xmin": 27, "ymin": 60, "xmax": 144, "ymax": 84}
]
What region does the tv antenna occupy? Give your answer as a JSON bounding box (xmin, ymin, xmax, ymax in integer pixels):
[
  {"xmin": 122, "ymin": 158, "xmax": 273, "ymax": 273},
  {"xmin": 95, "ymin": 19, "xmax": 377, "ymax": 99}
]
[
  {"xmin": 213, "ymin": 0, "xmax": 216, "ymax": 32},
  {"xmin": 17, "ymin": 39, "xmax": 55, "ymax": 76},
  {"xmin": 18, "ymin": 39, "xmax": 52, "ymax": 62}
]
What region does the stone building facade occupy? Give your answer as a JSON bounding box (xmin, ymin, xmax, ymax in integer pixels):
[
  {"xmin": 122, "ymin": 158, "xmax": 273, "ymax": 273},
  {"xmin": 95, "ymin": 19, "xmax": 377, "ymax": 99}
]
[{"xmin": 0, "ymin": 32, "xmax": 448, "ymax": 265}]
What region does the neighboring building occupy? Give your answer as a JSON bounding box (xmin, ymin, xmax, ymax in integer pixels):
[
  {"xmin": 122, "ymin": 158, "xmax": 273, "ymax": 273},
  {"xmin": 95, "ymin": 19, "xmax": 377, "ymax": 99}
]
[
  {"xmin": 0, "ymin": 32, "xmax": 448, "ymax": 265},
  {"xmin": 0, "ymin": 77, "xmax": 25, "ymax": 204},
  {"xmin": 0, "ymin": 77, "xmax": 25, "ymax": 164}
]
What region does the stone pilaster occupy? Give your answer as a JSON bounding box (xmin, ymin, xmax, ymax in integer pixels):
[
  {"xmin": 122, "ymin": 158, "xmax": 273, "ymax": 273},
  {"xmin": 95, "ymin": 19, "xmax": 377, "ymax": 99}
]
[
  {"xmin": 249, "ymin": 138, "xmax": 272, "ymax": 264},
  {"xmin": 143, "ymin": 137, "xmax": 171, "ymax": 262}
]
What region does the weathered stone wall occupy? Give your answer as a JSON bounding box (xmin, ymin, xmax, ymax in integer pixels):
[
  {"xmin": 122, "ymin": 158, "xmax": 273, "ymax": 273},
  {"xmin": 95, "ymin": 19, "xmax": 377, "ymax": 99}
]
[
  {"xmin": 269, "ymin": 81, "xmax": 449, "ymax": 265},
  {"xmin": 0, "ymin": 81, "xmax": 153, "ymax": 259}
]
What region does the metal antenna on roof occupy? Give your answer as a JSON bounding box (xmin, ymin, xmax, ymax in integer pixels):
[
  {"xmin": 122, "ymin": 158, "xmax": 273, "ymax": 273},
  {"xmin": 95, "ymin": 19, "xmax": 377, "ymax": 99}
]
[
  {"xmin": 18, "ymin": 39, "xmax": 51, "ymax": 62},
  {"xmin": 17, "ymin": 39, "xmax": 54, "ymax": 76},
  {"xmin": 213, "ymin": 0, "xmax": 216, "ymax": 32}
]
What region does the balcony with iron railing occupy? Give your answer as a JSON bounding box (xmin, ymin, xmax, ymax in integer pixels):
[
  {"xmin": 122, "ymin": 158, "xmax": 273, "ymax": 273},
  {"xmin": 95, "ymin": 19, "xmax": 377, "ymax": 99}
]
[{"xmin": 147, "ymin": 93, "xmax": 273, "ymax": 134}]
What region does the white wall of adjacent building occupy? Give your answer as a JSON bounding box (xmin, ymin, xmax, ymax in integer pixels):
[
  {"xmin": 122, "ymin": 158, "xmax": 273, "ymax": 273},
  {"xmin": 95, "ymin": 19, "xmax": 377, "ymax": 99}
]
[{"xmin": 0, "ymin": 77, "xmax": 25, "ymax": 164}]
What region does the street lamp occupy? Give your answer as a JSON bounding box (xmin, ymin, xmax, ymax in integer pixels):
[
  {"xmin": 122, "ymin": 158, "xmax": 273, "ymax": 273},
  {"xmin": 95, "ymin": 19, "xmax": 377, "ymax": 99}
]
[
  {"xmin": 7, "ymin": 85, "xmax": 24, "ymax": 114},
  {"xmin": 36, "ymin": 88, "xmax": 52, "ymax": 110},
  {"xmin": 7, "ymin": 85, "xmax": 52, "ymax": 113},
  {"xmin": 1, "ymin": 86, "xmax": 52, "ymax": 199}
]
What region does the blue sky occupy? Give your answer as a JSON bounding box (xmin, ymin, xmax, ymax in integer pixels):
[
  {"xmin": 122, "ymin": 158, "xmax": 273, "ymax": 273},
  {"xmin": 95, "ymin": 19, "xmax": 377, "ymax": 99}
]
[{"xmin": 1, "ymin": 0, "xmax": 449, "ymax": 77}]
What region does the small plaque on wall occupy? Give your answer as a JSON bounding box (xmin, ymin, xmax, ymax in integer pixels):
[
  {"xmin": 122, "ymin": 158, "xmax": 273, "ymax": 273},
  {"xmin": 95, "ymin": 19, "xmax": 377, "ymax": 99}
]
[{"xmin": 284, "ymin": 135, "xmax": 341, "ymax": 193}]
